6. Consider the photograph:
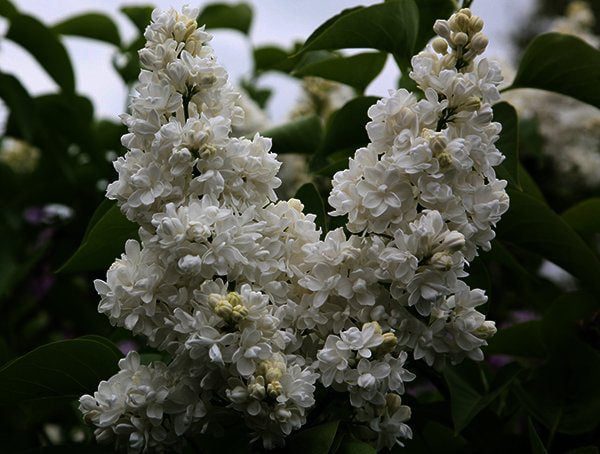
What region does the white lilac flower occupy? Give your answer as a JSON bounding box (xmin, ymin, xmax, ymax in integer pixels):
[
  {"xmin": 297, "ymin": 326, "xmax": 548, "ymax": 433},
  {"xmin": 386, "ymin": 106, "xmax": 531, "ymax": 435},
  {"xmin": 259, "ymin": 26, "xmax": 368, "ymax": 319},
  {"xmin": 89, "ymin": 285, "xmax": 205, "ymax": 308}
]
[{"xmin": 83, "ymin": 6, "xmax": 507, "ymax": 452}]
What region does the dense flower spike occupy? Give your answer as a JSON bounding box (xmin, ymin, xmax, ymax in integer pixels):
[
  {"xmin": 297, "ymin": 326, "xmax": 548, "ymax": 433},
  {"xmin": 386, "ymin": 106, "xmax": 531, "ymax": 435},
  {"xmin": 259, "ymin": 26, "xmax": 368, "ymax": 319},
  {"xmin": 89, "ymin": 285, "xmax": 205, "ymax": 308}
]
[{"xmin": 81, "ymin": 6, "xmax": 508, "ymax": 452}]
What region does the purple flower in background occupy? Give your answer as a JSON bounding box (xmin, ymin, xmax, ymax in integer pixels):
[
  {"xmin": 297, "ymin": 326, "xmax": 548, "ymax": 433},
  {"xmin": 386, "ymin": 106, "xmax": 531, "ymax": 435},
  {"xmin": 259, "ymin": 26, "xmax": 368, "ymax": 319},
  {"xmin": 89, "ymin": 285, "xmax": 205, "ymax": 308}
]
[{"xmin": 117, "ymin": 339, "xmax": 138, "ymax": 355}]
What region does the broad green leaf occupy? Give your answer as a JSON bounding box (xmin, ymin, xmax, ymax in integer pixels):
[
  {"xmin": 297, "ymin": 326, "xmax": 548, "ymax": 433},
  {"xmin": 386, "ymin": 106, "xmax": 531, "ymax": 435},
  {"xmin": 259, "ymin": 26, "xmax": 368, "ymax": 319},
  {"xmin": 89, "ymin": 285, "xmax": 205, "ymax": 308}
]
[
  {"xmin": 240, "ymin": 79, "xmax": 272, "ymax": 109},
  {"xmin": 0, "ymin": 337, "xmax": 121, "ymax": 405},
  {"xmin": 414, "ymin": 0, "xmax": 455, "ymax": 53},
  {"xmin": 493, "ymin": 102, "xmax": 520, "ymax": 188},
  {"xmin": 0, "ymin": 72, "xmax": 36, "ymax": 141},
  {"xmin": 295, "ymin": 183, "xmax": 327, "ymax": 234},
  {"xmin": 114, "ymin": 35, "xmax": 146, "ymax": 84},
  {"xmin": 198, "ymin": 2, "xmax": 253, "ymax": 34},
  {"xmin": 7, "ymin": 14, "xmax": 75, "ymax": 93},
  {"xmin": 53, "ymin": 13, "xmax": 121, "ymax": 46},
  {"xmin": 509, "ymin": 33, "xmax": 600, "ymax": 109},
  {"xmin": 311, "ymin": 96, "xmax": 378, "ymax": 171},
  {"xmin": 299, "ymin": 0, "xmax": 419, "ymax": 63},
  {"xmin": 79, "ymin": 335, "xmax": 124, "ymax": 358},
  {"xmin": 562, "ymin": 198, "xmax": 600, "ymax": 238},
  {"xmin": 485, "ymin": 321, "xmax": 545, "ymax": 358},
  {"xmin": 253, "ymin": 45, "xmax": 333, "ymax": 75},
  {"xmin": 336, "ymin": 437, "xmax": 376, "ymax": 454},
  {"xmin": 287, "ymin": 421, "xmax": 340, "ymax": 454},
  {"xmin": 528, "ymin": 418, "xmax": 548, "ymax": 454},
  {"xmin": 262, "ymin": 115, "xmax": 322, "ymax": 155},
  {"xmin": 497, "ymin": 190, "xmax": 600, "ymax": 295},
  {"xmin": 59, "ymin": 202, "xmax": 138, "ymax": 273},
  {"xmin": 518, "ymin": 163, "xmax": 546, "ymax": 203},
  {"xmin": 120, "ymin": 5, "xmax": 153, "ymax": 34},
  {"xmin": 293, "ymin": 52, "xmax": 387, "ymax": 92}
]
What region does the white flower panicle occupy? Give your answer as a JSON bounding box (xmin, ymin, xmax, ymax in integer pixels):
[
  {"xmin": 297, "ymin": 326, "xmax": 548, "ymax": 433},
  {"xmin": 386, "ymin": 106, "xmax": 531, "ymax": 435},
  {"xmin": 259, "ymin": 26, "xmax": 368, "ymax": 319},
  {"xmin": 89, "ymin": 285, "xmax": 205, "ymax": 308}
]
[{"xmin": 81, "ymin": 7, "xmax": 507, "ymax": 452}]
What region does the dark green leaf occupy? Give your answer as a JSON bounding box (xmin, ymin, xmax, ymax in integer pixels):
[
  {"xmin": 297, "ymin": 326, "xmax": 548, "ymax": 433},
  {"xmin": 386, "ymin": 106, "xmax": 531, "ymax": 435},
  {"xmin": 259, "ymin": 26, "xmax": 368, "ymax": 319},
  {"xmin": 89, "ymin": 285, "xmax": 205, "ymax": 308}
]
[
  {"xmin": 295, "ymin": 183, "xmax": 327, "ymax": 234},
  {"xmin": 336, "ymin": 437, "xmax": 376, "ymax": 454},
  {"xmin": 562, "ymin": 198, "xmax": 600, "ymax": 238},
  {"xmin": 59, "ymin": 202, "xmax": 139, "ymax": 273},
  {"xmin": 567, "ymin": 447, "xmax": 600, "ymax": 454},
  {"xmin": 414, "ymin": 0, "xmax": 455, "ymax": 54},
  {"xmin": 0, "ymin": 72, "xmax": 36, "ymax": 141},
  {"xmin": 53, "ymin": 13, "xmax": 121, "ymax": 46},
  {"xmin": 444, "ymin": 366, "xmax": 484, "ymax": 432},
  {"xmin": 299, "ymin": 0, "xmax": 419, "ymax": 63},
  {"xmin": 509, "ymin": 33, "xmax": 600, "ymax": 109},
  {"xmin": 493, "ymin": 102, "xmax": 520, "ymax": 188},
  {"xmin": 7, "ymin": 14, "xmax": 75, "ymax": 93},
  {"xmin": 262, "ymin": 115, "xmax": 322, "ymax": 155},
  {"xmin": 497, "ymin": 190, "xmax": 600, "ymax": 295},
  {"xmin": 198, "ymin": 2, "xmax": 253, "ymax": 34},
  {"xmin": 253, "ymin": 45, "xmax": 332, "ymax": 75},
  {"xmin": 0, "ymin": 337, "xmax": 121, "ymax": 405},
  {"xmin": 287, "ymin": 420, "xmax": 339, "ymax": 454},
  {"xmin": 0, "ymin": 0, "xmax": 17, "ymax": 19},
  {"xmin": 310, "ymin": 96, "xmax": 378, "ymax": 171},
  {"xmin": 293, "ymin": 52, "xmax": 386, "ymax": 92},
  {"xmin": 528, "ymin": 418, "xmax": 548, "ymax": 454},
  {"xmin": 486, "ymin": 321, "xmax": 545, "ymax": 358},
  {"xmin": 120, "ymin": 5, "xmax": 153, "ymax": 34},
  {"xmin": 518, "ymin": 163, "xmax": 546, "ymax": 203}
]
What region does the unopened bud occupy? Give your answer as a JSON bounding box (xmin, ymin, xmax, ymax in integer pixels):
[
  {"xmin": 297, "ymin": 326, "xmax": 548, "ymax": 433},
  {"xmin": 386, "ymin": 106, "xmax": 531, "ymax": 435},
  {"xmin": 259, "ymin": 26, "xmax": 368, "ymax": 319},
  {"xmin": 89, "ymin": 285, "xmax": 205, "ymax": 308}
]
[
  {"xmin": 437, "ymin": 151, "xmax": 453, "ymax": 168},
  {"xmin": 430, "ymin": 251, "xmax": 454, "ymax": 271},
  {"xmin": 267, "ymin": 381, "xmax": 283, "ymax": 398},
  {"xmin": 452, "ymin": 32, "xmax": 468, "ymax": 47},
  {"xmin": 227, "ymin": 291, "xmax": 242, "ymax": 306},
  {"xmin": 433, "ymin": 20, "xmax": 451, "ymax": 40},
  {"xmin": 458, "ymin": 8, "xmax": 472, "ymax": 18},
  {"xmin": 385, "ymin": 393, "xmax": 404, "ymax": 412},
  {"xmin": 364, "ymin": 321, "xmax": 383, "ymax": 335},
  {"xmin": 248, "ymin": 376, "xmax": 266, "ymax": 400},
  {"xmin": 214, "ymin": 299, "xmax": 233, "ymax": 319},
  {"xmin": 432, "ymin": 37, "xmax": 448, "ymax": 54},
  {"xmin": 452, "ymin": 13, "xmax": 470, "ymax": 32},
  {"xmin": 231, "ymin": 304, "xmax": 248, "ymax": 322},
  {"xmin": 474, "ymin": 321, "xmax": 497, "ymax": 339},
  {"xmin": 440, "ymin": 231, "xmax": 466, "ymax": 253},
  {"xmin": 461, "ymin": 96, "xmax": 482, "ymax": 112},
  {"xmin": 430, "ymin": 135, "xmax": 447, "ymax": 154},
  {"xmin": 379, "ymin": 332, "xmax": 398, "ymax": 354},
  {"xmin": 469, "ymin": 16, "xmax": 484, "ymax": 33},
  {"xmin": 470, "ymin": 32, "xmax": 488, "ymax": 53},
  {"xmin": 288, "ymin": 198, "xmax": 304, "ymax": 212}
]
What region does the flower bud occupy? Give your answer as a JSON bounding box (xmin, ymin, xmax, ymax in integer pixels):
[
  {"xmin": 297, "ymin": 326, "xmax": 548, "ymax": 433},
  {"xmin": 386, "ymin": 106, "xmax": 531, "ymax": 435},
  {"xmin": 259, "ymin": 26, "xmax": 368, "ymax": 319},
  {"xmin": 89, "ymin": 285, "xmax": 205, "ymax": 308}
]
[
  {"xmin": 469, "ymin": 16, "xmax": 484, "ymax": 33},
  {"xmin": 440, "ymin": 230, "xmax": 466, "ymax": 253},
  {"xmin": 267, "ymin": 381, "xmax": 283, "ymax": 398},
  {"xmin": 431, "ymin": 37, "xmax": 448, "ymax": 54},
  {"xmin": 452, "ymin": 32, "xmax": 469, "ymax": 47},
  {"xmin": 429, "ymin": 251, "xmax": 454, "ymax": 271},
  {"xmin": 470, "ymin": 32, "xmax": 489, "ymax": 53},
  {"xmin": 474, "ymin": 321, "xmax": 497, "ymax": 339},
  {"xmin": 385, "ymin": 393, "xmax": 404, "ymax": 412},
  {"xmin": 433, "ymin": 20, "xmax": 451, "ymax": 40}
]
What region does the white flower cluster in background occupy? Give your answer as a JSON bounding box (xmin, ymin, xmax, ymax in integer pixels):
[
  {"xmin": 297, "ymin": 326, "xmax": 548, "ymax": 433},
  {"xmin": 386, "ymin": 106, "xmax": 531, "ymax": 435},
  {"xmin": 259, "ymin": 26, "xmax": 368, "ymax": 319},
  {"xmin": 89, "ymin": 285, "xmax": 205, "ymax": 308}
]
[
  {"xmin": 80, "ymin": 6, "xmax": 507, "ymax": 452},
  {"xmin": 503, "ymin": 1, "xmax": 600, "ymax": 189},
  {"xmin": 0, "ymin": 137, "xmax": 40, "ymax": 174}
]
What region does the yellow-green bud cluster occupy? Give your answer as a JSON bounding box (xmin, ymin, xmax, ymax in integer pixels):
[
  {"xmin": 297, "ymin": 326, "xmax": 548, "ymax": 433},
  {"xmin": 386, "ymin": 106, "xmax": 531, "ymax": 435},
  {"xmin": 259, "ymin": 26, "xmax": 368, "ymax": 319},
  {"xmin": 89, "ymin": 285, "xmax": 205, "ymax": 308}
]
[
  {"xmin": 255, "ymin": 359, "xmax": 287, "ymax": 398},
  {"xmin": 210, "ymin": 292, "xmax": 248, "ymax": 325}
]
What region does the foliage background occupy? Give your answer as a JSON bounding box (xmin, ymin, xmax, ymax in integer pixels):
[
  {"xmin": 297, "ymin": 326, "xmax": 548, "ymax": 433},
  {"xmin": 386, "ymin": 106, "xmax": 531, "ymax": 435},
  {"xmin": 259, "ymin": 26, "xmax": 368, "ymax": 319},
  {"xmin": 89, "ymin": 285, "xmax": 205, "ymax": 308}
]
[{"xmin": 0, "ymin": 0, "xmax": 598, "ymax": 453}]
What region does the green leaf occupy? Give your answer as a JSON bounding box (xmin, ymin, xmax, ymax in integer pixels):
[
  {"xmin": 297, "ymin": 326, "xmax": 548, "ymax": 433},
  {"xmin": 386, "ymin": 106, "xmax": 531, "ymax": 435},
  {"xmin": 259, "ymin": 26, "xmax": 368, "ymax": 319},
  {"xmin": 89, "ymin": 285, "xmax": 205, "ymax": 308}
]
[
  {"xmin": 299, "ymin": 0, "xmax": 419, "ymax": 62},
  {"xmin": 562, "ymin": 198, "xmax": 600, "ymax": 238},
  {"xmin": 528, "ymin": 418, "xmax": 548, "ymax": 454},
  {"xmin": 59, "ymin": 202, "xmax": 139, "ymax": 273},
  {"xmin": 311, "ymin": 96, "xmax": 378, "ymax": 171},
  {"xmin": 518, "ymin": 163, "xmax": 546, "ymax": 203},
  {"xmin": 253, "ymin": 45, "xmax": 333, "ymax": 75},
  {"xmin": 493, "ymin": 102, "xmax": 520, "ymax": 188},
  {"xmin": 53, "ymin": 13, "xmax": 121, "ymax": 46},
  {"xmin": 336, "ymin": 437, "xmax": 376, "ymax": 454},
  {"xmin": 497, "ymin": 190, "xmax": 600, "ymax": 295},
  {"xmin": 509, "ymin": 33, "xmax": 600, "ymax": 109},
  {"xmin": 262, "ymin": 115, "xmax": 322, "ymax": 155},
  {"xmin": 198, "ymin": 2, "xmax": 253, "ymax": 34},
  {"xmin": 287, "ymin": 421, "xmax": 340, "ymax": 454},
  {"xmin": 120, "ymin": 5, "xmax": 153, "ymax": 34},
  {"xmin": 7, "ymin": 14, "xmax": 75, "ymax": 93},
  {"xmin": 0, "ymin": 337, "xmax": 121, "ymax": 405},
  {"xmin": 485, "ymin": 321, "xmax": 546, "ymax": 358},
  {"xmin": 0, "ymin": 0, "xmax": 17, "ymax": 19},
  {"xmin": 295, "ymin": 183, "xmax": 328, "ymax": 234},
  {"xmin": 413, "ymin": 0, "xmax": 455, "ymax": 54},
  {"xmin": 0, "ymin": 72, "xmax": 36, "ymax": 141},
  {"xmin": 293, "ymin": 52, "xmax": 387, "ymax": 92}
]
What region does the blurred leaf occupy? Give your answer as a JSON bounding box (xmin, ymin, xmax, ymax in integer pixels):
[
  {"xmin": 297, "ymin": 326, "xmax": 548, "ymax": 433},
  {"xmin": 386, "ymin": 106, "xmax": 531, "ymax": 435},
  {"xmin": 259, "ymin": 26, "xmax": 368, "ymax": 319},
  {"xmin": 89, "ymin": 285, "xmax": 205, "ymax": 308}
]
[
  {"xmin": 310, "ymin": 96, "xmax": 378, "ymax": 171},
  {"xmin": 240, "ymin": 79, "xmax": 272, "ymax": 109},
  {"xmin": 120, "ymin": 5, "xmax": 153, "ymax": 33},
  {"xmin": 262, "ymin": 115, "xmax": 322, "ymax": 155},
  {"xmin": 528, "ymin": 418, "xmax": 548, "ymax": 454},
  {"xmin": 0, "ymin": 337, "xmax": 121, "ymax": 405},
  {"xmin": 295, "ymin": 183, "xmax": 327, "ymax": 234},
  {"xmin": 253, "ymin": 45, "xmax": 333, "ymax": 75},
  {"xmin": 0, "ymin": 0, "xmax": 17, "ymax": 19},
  {"xmin": 562, "ymin": 198, "xmax": 600, "ymax": 238},
  {"xmin": 567, "ymin": 448, "xmax": 600, "ymax": 454},
  {"xmin": 293, "ymin": 52, "xmax": 386, "ymax": 92},
  {"xmin": 518, "ymin": 163, "xmax": 546, "ymax": 203},
  {"xmin": 497, "ymin": 190, "xmax": 600, "ymax": 295},
  {"xmin": 114, "ymin": 35, "xmax": 145, "ymax": 84},
  {"xmin": 287, "ymin": 421, "xmax": 339, "ymax": 454},
  {"xmin": 7, "ymin": 14, "xmax": 75, "ymax": 93},
  {"xmin": 299, "ymin": 0, "xmax": 419, "ymax": 63},
  {"xmin": 336, "ymin": 437, "xmax": 376, "ymax": 454},
  {"xmin": 79, "ymin": 335, "xmax": 123, "ymax": 358},
  {"xmin": 486, "ymin": 321, "xmax": 545, "ymax": 358},
  {"xmin": 509, "ymin": 33, "xmax": 600, "ymax": 109},
  {"xmin": 0, "ymin": 72, "xmax": 36, "ymax": 141},
  {"xmin": 198, "ymin": 2, "xmax": 253, "ymax": 34},
  {"xmin": 59, "ymin": 202, "xmax": 138, "ymax": 273},
  {"xmin": 53, "ymin": 13, "xmax": 121, "ymax": 46},
  {"xmin": 493, "ymin": 102, "xmax": 520, "ymax": 189}
]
